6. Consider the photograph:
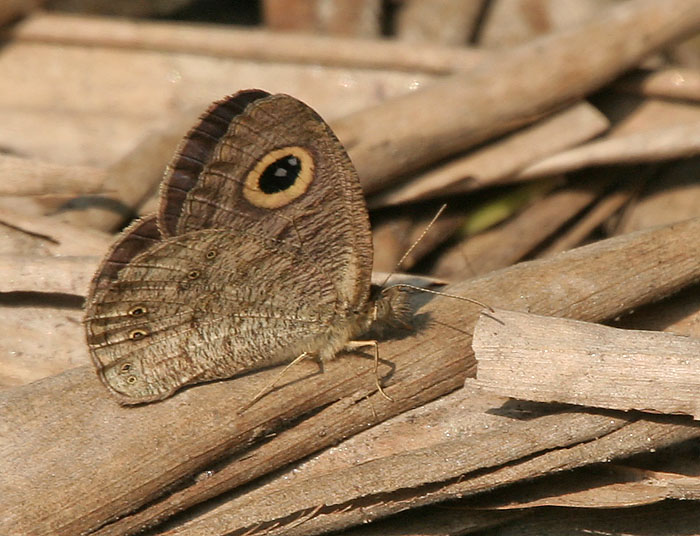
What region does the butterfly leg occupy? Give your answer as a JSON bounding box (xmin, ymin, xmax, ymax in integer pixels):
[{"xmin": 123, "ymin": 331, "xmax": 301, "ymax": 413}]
[
  {"xmin": 345, "ymin": 340, "xmax": 393, "ymax": 402},
  {"xmin": 241, "ymin": 351, "xmax": 317, "ymax": 412}
]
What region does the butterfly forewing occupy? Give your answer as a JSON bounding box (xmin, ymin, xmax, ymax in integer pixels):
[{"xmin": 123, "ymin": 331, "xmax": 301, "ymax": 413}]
[
  {"xmin": 159, "ymin": 91, "xmax": 373, "ymax": 308},
  {"xmin": 159, "ymin": 90, "xmax": 271, "ymax": 238}
]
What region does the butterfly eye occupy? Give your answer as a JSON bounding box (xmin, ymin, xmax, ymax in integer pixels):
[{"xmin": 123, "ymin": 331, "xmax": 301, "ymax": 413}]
[
  {"xmin": 128, "ymin": 329, "xmax": 148, "ymax": 340},
  {"xmin": 206, "ymin": 250, "xmax": 217, "ymax": 260},
  {"xmin": 187, "ymin": 269, "xmax": 201, "ymax": 280},
  {"xmin": 128, "ymin": 306, "xmax": 147, "ymax": 317}
]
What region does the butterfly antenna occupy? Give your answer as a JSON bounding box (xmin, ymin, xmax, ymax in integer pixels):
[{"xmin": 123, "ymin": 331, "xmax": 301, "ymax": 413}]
[
  {"xmin": 379, "ymin": 204, "xmax": 447, "ymax": 289},
  {"xmin": 387, "ymin": 283, "xmax": 494, "ymax": 312},
  {"xmin": 377, "ymin": 204, "xmax": 493, "ymax": 311}
]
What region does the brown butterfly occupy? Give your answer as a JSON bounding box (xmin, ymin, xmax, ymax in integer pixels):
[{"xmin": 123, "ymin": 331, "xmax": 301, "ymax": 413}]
[{"xmin": 84, "ymin": 90, "xmax": 412, "ymax": 404}]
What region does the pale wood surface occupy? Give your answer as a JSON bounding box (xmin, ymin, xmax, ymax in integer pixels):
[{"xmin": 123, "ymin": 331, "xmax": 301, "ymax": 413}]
[
  {"xmin": 396, "ymin": 0, "xmax": 484, "ymax": 45},
  {"xmin": 0, "ymin": 255, "xmax": 97, "ymax": 295},
  {"xmin": 474, "ymin": 309, "xmax": 700, "ymax": 419},
  {"xmin": 520, "ymin": 121, "xmax": 700, "ymax": 179},
  {"xmin": 0, "ymin": 153, "xmax": 106, "ymax": 195},
  {"xmin": 614, "ymin": 67, "xmax": 700, "ymax": 101},
  {"xmin": 369, "ymin": 102, "xmax": 609, "ymax": 207},
  {"xmin": 11, "ymin": 12, "xmax": 484, "ymax": 75}
]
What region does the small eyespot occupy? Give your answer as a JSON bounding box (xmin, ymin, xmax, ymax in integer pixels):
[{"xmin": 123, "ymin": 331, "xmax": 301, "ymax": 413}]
[
  {"xmin": 128, "ymin": 329, "xmax": 148, "ymax": 340},
  {"xmin": 128, "ymin": 306, "xmax": 147, "ymax": 317},
  {"xmin": 126, "ymin": 375, "xmax": 137, "ymax": 384},
  {"xmin": 120, "ymin": 362, "xmax": 132, "ymax": 373},
  {"xmin": 187, "ymin": 269, "xmax": 201, "ymax": 280},
  {"xmin": 206, "ymin": 250, "xmax": 217, "ymax": 260}
]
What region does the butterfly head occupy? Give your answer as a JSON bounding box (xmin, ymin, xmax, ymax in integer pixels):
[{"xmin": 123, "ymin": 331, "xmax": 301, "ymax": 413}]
[{"xmin": 372, "ymin": 286, "xmax": 414, "ymax": 332}]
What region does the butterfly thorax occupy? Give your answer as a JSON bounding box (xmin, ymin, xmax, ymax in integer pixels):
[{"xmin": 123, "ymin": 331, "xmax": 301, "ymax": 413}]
[{"xmin": 305, "ymin": 286, "xmax": 412, "ymax": 362}]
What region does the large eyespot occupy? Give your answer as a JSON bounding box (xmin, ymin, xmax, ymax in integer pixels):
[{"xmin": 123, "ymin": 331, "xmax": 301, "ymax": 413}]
[
  {"xmin": 243, "ymin": 146, "xmax": 314, "ymax": 209},
  {"xmin": 187, "ymin": 269, "xmax": 201, "ymax": 280}
]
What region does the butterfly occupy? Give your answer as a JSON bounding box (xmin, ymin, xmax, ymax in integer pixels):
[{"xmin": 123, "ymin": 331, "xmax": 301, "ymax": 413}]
[{"xmin": 84, "ymin": 90, "xmax": 412, "ymax": 404}]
